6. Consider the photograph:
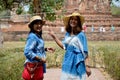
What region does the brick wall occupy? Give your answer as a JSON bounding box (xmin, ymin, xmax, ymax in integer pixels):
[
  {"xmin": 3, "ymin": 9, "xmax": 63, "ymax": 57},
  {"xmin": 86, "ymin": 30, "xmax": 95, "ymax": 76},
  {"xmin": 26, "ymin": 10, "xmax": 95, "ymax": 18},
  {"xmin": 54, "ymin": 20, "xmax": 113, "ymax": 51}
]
[{"xmin": 2, "ymin": 30, "xmax": 120, "ymax": 41}]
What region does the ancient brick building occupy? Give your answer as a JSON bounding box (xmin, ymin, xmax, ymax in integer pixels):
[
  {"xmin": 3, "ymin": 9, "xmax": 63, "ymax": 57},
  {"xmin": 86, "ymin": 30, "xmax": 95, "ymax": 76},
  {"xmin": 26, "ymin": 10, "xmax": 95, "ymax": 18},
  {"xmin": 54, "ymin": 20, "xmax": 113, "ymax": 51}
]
[
  {"xmin": 1, "ymin": 0, "xmax": 120, "ymax": 41},
  {"xmin": 63, "ymin": 0, "xmax": 120, "ymax": 32}
]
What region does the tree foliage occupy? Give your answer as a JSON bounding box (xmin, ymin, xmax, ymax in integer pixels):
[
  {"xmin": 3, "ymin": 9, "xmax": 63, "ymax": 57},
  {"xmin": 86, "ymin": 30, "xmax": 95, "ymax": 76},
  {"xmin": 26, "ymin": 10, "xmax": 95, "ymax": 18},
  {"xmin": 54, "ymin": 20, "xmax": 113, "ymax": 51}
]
[
  {"xmin": 0, "ymin": 0, "xmax": 22, "ymax": 11},
  {"xmin": 0, "ymin": 0, "xmax": 64, "ymax": 21},
  {"xmin": 16, "ymin": 6, "xmax": 23, "ymax": 15},
  {"xmin": 41, "ymin": 0, "xmax": 64, "ymax": 21}
]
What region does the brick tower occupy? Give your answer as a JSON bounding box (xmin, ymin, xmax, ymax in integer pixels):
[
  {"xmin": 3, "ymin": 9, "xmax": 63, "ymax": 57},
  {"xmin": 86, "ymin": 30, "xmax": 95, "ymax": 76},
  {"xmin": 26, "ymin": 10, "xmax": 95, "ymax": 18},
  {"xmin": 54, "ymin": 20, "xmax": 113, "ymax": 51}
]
[{"xmin": 63, "ymin": 0, "xmax": 120, "ymax": 32}]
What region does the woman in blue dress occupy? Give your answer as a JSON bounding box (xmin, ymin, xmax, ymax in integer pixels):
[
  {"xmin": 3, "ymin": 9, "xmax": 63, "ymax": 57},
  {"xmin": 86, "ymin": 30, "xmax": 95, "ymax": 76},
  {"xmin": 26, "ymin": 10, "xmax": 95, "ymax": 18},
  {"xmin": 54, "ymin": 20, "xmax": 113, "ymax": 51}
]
[
  {"xmin": 49, "ymin": 12, "xmax": 91, "ymax": 80},
  {"xmin": 22, "ymin": 16, "xmax": 55, "ymax": 80}
]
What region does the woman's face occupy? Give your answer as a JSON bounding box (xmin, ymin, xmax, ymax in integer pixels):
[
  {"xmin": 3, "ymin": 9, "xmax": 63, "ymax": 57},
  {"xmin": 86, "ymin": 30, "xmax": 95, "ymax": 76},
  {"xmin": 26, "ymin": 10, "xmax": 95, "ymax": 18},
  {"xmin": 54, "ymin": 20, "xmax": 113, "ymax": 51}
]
[
  {"xmin": 33, "ymin": 21, "xmax": 43, "ymax": 33},
  {"xmin": 69, "ymin": 16, "xmax": 78, "ymax": 28}
]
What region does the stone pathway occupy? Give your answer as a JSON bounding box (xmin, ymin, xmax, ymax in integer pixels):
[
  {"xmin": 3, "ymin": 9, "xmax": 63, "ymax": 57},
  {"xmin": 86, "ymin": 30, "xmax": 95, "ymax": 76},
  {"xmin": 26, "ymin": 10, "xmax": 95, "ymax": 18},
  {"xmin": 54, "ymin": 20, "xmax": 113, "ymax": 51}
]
[{"xmin": 44, "ymin": 68, "xmax": 111, "ymax": 80}]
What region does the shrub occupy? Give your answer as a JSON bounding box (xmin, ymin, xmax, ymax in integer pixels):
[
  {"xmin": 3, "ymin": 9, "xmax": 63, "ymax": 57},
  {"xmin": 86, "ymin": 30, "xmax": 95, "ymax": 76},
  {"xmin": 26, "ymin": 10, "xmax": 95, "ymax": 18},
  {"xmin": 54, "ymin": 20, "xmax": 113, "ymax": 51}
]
[{"xmin": 98, "ymin": 46, "xmax": 120, "ymax": 80}]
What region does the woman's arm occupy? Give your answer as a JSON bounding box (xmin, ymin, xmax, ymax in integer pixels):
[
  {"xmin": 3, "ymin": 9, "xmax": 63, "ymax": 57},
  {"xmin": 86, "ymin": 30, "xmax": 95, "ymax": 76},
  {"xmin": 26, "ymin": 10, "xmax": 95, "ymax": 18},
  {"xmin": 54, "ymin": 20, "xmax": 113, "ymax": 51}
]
[
  {"xmin": 85, "ymin": 56, "xmax": 91, "ymax": 77},
  {"xmin": 48, "ymin": 29, "xmax": 64, "ymax": 49}
]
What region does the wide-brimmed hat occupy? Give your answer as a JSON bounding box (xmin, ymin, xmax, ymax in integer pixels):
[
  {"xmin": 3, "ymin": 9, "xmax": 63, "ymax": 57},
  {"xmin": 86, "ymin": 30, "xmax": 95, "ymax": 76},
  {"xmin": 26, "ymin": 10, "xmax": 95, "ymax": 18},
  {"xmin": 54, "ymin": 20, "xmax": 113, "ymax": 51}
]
[
  {"xmin": 28, "ymin": 16, "xmax": 45, "ymax": 27},
  {"xmin": 63, "ymin": 12, "xmax": 85, "ymax": 27}
]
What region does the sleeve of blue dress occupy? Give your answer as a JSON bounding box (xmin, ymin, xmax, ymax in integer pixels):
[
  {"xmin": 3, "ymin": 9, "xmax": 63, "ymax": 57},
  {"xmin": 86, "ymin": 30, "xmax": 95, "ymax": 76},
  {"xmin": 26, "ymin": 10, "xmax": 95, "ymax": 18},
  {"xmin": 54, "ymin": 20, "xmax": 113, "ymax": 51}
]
[
  {"xmin": 75, "ymin": 32, "xmax": 88, "ymax": 77},
  {"xmin": 24, "ymin": 35, "xmax": 37, "ymax": 61},
  {"xmin": 78, "ymin": 32, "xmax": 88, "ymax": 58}
]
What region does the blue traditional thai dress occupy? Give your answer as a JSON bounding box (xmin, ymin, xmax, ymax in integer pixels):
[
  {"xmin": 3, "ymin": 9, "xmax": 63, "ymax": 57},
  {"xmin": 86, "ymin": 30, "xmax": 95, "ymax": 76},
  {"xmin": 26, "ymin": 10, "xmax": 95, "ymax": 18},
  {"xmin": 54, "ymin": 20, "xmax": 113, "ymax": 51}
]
[
  {"xmin": 24, "ymin": 32, "xmax": 46, "ymax": 73},
  {"xmin": 61, "ymin": 31, "xmax": 88, "ymax": 80}
]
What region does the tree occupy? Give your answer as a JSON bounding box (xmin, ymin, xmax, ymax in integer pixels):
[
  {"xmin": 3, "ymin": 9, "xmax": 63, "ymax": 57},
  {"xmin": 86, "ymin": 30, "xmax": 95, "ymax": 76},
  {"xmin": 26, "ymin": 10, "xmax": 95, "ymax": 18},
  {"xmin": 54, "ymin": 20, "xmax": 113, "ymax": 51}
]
[
  {"xmin": 110, "ymin": 0, "xmax": 120, "ymax": 15},
  {"xmin": 0, "ymin": 0, "xmax": 23, "ymax": 11},
  {"xmin": 0, "ymin": 0, "xmax": 64, "ymax": 21},
  {"xmin": 33, "ymin": 0, "xmax": 64, "ymax": 21}
]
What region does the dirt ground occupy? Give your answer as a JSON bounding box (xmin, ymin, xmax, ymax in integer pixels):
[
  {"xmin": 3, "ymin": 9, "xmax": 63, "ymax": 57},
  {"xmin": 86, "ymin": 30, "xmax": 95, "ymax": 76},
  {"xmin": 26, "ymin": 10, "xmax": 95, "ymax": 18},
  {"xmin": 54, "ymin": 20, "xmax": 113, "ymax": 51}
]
[{"xmin": 44, "ymin": 68, "xmax": 113, "ymax": 80}]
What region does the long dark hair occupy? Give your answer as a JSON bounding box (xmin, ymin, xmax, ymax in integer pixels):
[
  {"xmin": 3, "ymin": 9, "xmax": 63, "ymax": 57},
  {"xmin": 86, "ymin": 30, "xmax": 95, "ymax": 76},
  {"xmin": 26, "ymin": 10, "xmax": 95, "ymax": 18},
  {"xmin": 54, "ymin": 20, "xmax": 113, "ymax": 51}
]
[
  {"xmin": 28, "ymin": 20, "xmax": 42, "ymax": 38},
  {"xmin": 65, "ymin": 16, "xmax": 83, "ymax": 35}
]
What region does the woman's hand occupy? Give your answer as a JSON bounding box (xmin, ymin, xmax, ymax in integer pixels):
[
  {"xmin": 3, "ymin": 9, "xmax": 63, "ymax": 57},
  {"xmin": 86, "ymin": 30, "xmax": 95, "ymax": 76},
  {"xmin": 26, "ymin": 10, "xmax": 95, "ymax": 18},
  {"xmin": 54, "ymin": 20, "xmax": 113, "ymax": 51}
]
[
  {"xmin": 46, "ymin": 47, "xmax": 55, "ymax": 53},
  {"xmin": 35, "ymin": 56, "xmax": 46, "ymax": 63},
  {"xmin": 48, "ymin": 28, "xmax": 56, "ymax": 39},
  {"xmin": 86, "ymin": 65, "xmax": 91, "ymax": 77},
  {"xmin": 41, "ymin": 58, "xmax": 46, "ymax": 63},
  {"xmin": 48, "ymin": 27, "xmax": 64, "ymax": 49}
]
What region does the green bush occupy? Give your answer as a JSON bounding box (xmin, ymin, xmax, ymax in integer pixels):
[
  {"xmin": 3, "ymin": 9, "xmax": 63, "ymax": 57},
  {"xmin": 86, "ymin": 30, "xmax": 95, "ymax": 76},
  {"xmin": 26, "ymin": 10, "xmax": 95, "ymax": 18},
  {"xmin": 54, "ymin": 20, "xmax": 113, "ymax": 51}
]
[
  {"xmin": 0, "ymin": 48, "xmax": 24, "ymax": 80},
  {"xmin": 20, "ymin": 38, "xmax": 26, "ymax": 41},
  {"xmin": 16, "ymin": 7, "xmax": 23, "ymax": 15},
  {"xmin": 111, "ymin": 5, "xmax": 120, "ymax": 16},
  {"xmin": 98, "ymin": 46, "xmax": 120, "ymax": 80}
]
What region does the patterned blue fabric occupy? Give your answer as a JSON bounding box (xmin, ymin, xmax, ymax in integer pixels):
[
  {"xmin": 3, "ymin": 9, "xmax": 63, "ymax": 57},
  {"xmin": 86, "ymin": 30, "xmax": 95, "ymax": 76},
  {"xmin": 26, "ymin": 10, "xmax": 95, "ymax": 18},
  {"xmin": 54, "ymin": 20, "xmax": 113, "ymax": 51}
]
[
  {"xmin": 61, "ymin": 32, "xmax": 88, "ymax": 80},
  {"xmin": 24, "ymin": 32, "xmax": 46, "ymax": 73}
]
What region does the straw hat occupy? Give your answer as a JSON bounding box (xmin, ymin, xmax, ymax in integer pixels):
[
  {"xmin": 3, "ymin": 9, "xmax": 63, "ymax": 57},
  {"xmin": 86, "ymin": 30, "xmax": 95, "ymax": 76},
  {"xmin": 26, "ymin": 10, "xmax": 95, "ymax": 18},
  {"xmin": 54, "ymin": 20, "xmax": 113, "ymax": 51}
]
[
  {"xmin": 28, "ymin": 16, "xmax": 45, "ymax": 27},
  {"xmin": 63, "ymin": 12, "xmax": 85, "ymax": 27}
]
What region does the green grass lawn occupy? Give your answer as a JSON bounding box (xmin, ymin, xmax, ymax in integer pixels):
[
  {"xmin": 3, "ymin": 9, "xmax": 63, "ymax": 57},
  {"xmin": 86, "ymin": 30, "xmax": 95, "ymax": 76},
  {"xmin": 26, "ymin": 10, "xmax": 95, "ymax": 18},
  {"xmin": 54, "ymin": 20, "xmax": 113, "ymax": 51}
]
[{"xmin": 0, "ymin": 41, "xmax": 120, "ymax": 80}]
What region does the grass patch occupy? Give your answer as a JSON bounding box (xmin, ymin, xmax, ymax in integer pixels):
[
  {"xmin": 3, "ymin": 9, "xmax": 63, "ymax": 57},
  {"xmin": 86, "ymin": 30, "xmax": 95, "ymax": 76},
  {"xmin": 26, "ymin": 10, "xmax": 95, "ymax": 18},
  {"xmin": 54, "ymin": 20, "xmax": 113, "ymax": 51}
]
[{"xmin": 0, "ymin": 41, "xmax": 120, "ymax": 80}]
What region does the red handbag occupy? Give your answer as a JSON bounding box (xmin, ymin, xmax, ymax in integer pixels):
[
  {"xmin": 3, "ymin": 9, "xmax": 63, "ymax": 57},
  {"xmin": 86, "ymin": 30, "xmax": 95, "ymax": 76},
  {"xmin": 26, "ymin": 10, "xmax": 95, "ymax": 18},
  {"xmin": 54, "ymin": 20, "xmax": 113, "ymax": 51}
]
[{"xmin": 22, "ymin": 62, "xmax": 44, "ymax": 80}]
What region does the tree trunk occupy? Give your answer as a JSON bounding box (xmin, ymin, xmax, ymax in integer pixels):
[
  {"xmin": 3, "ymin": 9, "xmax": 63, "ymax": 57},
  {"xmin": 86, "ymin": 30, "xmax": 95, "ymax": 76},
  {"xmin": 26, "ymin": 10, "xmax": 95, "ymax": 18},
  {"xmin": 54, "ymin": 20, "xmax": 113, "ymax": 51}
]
[{"xmin": 33, "ymin": 0, "xmax": 41, "ymax": 15}]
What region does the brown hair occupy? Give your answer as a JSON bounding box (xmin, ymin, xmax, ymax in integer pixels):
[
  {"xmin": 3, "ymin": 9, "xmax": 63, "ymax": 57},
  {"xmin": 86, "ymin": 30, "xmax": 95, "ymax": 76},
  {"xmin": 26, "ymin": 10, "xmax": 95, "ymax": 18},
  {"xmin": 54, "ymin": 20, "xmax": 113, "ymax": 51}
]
[{"xmin": 65, "ymin": 16, "xmax": 83, "ymax": 35}]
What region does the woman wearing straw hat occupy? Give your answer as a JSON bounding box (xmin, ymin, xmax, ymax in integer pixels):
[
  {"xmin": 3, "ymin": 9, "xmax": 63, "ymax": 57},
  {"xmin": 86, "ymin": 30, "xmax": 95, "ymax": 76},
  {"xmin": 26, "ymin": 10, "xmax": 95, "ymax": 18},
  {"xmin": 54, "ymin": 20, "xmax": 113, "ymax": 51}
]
[
  {"xmin": 49, "ymin": 12, "xmax": 91, "ymax": 80},
  {"xmin": 22, "ymin": 15, "xmax": 55, "ymax": 80}
]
